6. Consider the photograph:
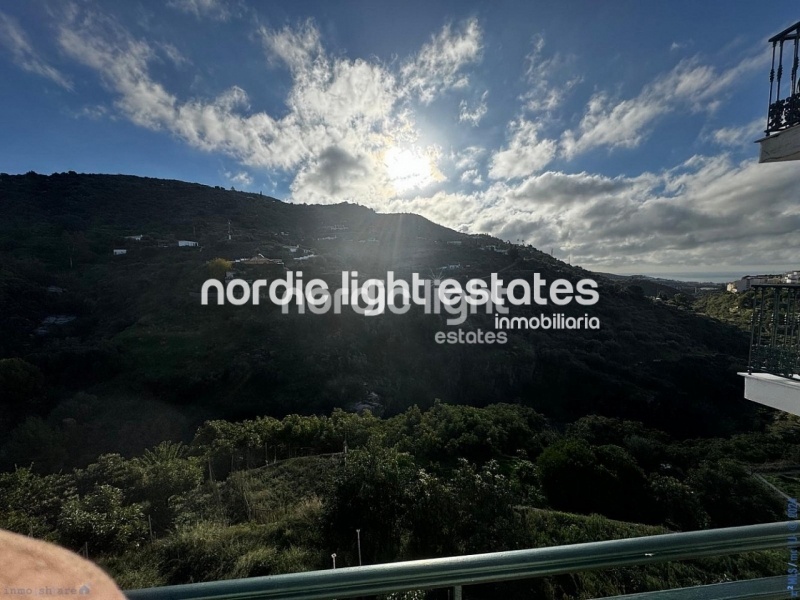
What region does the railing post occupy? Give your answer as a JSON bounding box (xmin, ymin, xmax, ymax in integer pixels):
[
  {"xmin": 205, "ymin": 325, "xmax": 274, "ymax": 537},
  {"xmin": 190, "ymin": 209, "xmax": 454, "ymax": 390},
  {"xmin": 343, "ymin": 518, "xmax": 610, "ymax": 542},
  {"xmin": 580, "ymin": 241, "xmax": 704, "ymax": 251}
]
[{"xmin": 452, "ymin": 585, "xmax": 462, "ymax": 600}]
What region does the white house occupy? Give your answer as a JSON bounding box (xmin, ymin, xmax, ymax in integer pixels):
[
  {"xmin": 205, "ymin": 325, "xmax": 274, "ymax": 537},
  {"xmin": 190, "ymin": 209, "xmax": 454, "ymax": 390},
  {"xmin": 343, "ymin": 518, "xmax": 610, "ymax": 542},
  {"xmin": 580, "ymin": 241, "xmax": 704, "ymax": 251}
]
[
  {"xmin": 239, "ymin": 256, "xmax": 284, "ymax": 266},
  {"xmin": 727, "ymin": 275, "xmax": 778, "ymax": 293},
  {"xmin": 113, "ymin": 249, "xmax": 127, "ymax": 256},
  {"xmin": 178, "ymin": 240, "xmax": 199, "ymax": 247},
  {"xmin": 125, "ymin": 235, "xmax": 143, "ymax": 241}
]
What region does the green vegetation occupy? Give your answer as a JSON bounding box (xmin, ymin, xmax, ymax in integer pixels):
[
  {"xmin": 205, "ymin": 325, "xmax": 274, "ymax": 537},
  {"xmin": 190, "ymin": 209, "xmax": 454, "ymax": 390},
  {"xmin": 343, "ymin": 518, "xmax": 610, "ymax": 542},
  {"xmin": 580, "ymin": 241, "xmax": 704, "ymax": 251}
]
[
  {"xmin": 0, "ymin": 173, "xmax": 797, "ymax": 597},
  {"xmin": 0, "ymin": 176, "xmax": 761, "ymax": 465},
  {"xmin": 0, "ymin": 404, "xmax": 794, "ymax": 594},
  {"xmin": 693, "ymin": 289, "xmax": 755, "ymax": 331},
  {"xmin": 207, "ymin": 257, "xmax": 233, "ymax": 280}
]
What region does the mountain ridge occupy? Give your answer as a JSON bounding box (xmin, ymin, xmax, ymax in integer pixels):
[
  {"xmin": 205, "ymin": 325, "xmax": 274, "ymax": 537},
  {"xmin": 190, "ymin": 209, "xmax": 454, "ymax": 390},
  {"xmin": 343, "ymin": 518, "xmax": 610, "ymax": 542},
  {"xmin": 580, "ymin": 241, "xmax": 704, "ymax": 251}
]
[{"xmin": 0, "ymin": 172, "xmax": 761, "ymax": 470}]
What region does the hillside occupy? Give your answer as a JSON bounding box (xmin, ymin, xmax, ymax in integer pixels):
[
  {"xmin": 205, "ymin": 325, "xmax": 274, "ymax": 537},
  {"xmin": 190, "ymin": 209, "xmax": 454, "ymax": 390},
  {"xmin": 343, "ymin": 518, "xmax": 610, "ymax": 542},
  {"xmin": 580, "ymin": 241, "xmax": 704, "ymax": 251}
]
[
  {"xmin": 1, "ymin": 404, "xmax": 791, "ymax": 591},
  {"xmin": 0, "ymin": 172, "xmax": 762, "ymax": 470}
]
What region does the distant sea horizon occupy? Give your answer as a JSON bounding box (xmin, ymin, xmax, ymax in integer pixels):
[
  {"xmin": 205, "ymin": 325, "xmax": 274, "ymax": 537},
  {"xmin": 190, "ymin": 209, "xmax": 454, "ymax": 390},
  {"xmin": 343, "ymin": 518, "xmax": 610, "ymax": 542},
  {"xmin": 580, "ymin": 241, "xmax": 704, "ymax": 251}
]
[
  {"xmin": 603, "ymin": 271, "xmax": 781, "ymax": 284},
  {"xmin": 642, "ymin": 272, "xmax": 741, "ymax": 284}
]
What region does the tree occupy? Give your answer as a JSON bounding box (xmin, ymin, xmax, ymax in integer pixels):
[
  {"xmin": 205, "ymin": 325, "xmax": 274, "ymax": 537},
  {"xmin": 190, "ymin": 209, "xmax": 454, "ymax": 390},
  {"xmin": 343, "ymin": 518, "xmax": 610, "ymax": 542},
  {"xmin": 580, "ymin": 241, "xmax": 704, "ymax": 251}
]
[
  {"xmin": 537, "ymin": 438, "xmax": 599, "ymax": 513},
  {"xmin": 130, "ymin": 441, "xmax": 203, "ymax": 533},
  {"xmin": 57, "ymin": 484, "xmax": 148, "ymax": 554},
  {"xmin": 647, "ymin": 474, "xmax": 709, "ymax": 530},
  {"xmin": 207, "ymin": 258, "xmax": 233, "ymax": 281},
  {"xmin": 626, "ymin": 284, "xmax": 644, "ymax": 298},
  {"xmin": 537, "ymin": 439, "xmax": 648, "ymax": 520},
  {"xmin": 0, "ymin": 358, "xmax": 46, "ymax": 430},
  {"xmin": 0, "ymin": 467, "xmax": 76, "ymax": 540},
  {"xmin": 323, "ymin": 440, "xmax": 416, "ymax": 564},
  {"xmin": 687, "ymin": 460, "xmax": 782, "ymax": 527},
  {"xmin": 61, "ymin": 231, "xmax": 90, "ymax": 269},
  {"xmin": 672, "ymin": 293, "xmax": 691, "ymax": 308},
  {"xmin": 406, "ymin": 459, "xmax": 524, "ymax": 558},
  {"xmin": 0, "ymin": 417, "xmax": 68, "ymax": 474}
]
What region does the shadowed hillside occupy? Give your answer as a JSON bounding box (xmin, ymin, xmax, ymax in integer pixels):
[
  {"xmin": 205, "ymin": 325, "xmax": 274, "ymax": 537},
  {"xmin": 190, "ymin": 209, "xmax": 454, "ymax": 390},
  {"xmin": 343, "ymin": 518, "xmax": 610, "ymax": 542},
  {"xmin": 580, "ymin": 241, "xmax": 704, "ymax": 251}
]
[{"xmin": 0, "ymin": 172, "xmax": 762, "ymax": 470}]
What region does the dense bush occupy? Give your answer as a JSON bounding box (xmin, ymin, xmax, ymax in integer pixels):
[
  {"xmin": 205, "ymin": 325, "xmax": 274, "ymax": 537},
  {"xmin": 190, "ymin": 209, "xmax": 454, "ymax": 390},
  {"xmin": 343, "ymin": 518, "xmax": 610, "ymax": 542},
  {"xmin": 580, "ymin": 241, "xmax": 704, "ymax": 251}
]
[
  {"xmin": 0, "ymin": 402, "xmax": 796, "ymax": 593},
  {"xmin": 57, "ymin": 484, "xmax": 148, "ymax": 554}
]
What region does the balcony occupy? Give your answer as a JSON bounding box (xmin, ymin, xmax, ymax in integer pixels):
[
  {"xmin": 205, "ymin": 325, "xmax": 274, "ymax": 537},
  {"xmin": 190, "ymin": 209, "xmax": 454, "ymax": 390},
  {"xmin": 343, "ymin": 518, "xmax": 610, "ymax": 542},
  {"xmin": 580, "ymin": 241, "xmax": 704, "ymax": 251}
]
[
  {"xmin": 740, "ymin": 284, "xmax": 800, "ymax": 415},
  {"xmin": 758, "ymin": 20, "xmax": 800, "ymax": 162}
]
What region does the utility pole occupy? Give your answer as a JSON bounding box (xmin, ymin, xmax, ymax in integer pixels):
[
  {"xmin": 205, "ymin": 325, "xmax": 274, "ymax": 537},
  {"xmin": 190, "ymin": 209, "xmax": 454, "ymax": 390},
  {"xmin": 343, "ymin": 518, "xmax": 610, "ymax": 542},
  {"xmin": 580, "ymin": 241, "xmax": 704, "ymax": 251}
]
[{"xmin": 356, "ymin": 529, "xmax": 362, "ymax": 566}]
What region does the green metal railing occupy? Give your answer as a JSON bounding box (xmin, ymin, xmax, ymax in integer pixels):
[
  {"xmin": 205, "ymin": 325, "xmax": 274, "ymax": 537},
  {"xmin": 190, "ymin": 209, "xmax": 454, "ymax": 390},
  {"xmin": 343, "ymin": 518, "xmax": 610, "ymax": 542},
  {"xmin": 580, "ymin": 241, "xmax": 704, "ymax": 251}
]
[
  {"xmin": 749, "ymin": 284, "xmax": 800, "ymax": 379},
  {"xmin": 126, "ymin": 520, "xmax": 799, "ymax": 600}
]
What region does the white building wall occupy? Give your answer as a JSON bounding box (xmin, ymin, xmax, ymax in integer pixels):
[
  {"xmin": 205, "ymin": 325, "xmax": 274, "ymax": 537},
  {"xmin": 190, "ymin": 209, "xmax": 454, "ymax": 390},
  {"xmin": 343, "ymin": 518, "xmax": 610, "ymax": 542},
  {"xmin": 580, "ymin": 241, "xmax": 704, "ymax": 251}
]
[{"xmin": 740, "ymin": 372, "xmax": 800, "ymax": 416}]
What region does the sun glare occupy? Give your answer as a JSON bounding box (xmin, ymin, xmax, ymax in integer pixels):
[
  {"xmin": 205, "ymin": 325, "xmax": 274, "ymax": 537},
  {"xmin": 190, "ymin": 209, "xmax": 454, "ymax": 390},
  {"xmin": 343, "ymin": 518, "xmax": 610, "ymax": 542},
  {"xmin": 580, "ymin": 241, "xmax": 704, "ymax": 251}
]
[{"xmin": 384, "ymin": 146, "xmax": 436, "ymax": 193}]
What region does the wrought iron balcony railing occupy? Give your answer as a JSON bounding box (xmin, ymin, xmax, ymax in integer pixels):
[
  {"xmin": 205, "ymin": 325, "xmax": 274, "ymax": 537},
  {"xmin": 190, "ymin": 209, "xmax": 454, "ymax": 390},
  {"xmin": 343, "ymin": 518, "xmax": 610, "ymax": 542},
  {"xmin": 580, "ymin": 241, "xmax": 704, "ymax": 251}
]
[
  {"xmin": 125, "ymin": 520, "xmax": 799, "ymax": 600},
  {"xmin": 749, "ymin": 284, "xmax": 800, "ymax": 379},
  {"xmin": 766, "ymin": 21, "xmax": 800, "ymax": 134}
]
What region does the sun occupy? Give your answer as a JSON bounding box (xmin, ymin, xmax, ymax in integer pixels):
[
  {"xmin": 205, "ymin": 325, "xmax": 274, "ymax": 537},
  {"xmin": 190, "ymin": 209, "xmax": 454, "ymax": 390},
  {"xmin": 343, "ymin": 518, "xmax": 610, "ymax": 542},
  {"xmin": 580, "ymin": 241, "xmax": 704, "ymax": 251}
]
[{"xmin": 384, "ymin": 146, "xmax": 437, "ymax": 193}]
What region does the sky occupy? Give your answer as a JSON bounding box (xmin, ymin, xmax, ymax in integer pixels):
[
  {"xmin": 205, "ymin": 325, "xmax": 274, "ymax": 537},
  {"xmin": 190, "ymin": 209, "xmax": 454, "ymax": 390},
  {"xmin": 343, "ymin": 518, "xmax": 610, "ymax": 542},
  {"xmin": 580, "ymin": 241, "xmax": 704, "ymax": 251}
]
[{"xmin": 1, "ymin": 1, "xmax": 799, "ymax": 277}]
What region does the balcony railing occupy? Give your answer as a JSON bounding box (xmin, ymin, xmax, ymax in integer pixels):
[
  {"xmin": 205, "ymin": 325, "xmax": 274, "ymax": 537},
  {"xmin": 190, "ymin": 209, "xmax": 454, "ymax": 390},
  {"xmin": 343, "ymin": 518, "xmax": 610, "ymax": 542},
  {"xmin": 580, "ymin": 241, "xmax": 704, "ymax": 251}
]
[
  {"xmin": 125, "ymin": 520, "xmax": 799, "ymax": 600},
  {"xmin": 749, "ymin": 284, "xmax": 800, "ymax": 379},
  {"xmin": 766, "ymin": 21, "xmax": 800, "ymax": 134}
]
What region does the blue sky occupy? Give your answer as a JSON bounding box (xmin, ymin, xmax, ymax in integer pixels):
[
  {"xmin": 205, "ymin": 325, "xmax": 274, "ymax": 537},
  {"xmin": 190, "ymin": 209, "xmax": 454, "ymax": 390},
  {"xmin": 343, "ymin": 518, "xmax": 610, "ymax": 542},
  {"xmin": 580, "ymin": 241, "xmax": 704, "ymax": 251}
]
[{"xmin": 1, "ymin": 1, "xmax": 799, "ymax": 276}]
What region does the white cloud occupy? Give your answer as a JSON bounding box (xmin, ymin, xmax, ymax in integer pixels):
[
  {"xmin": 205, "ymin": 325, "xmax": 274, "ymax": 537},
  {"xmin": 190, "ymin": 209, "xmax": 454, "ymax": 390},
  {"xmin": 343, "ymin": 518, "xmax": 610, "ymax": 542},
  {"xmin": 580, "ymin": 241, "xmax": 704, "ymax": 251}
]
[
  {"xmin": 451, "ymin": 145, "xmax": 485, "ymax": 171},
  {"xmin": 225, "ymin": 170, "xmax": 253, "ymax": 187},
  {"xmin": 522, "ymin": 34, "xmax": 580, "ymax": 114},
  {"xmin": 42, "ymin": 6, "xmax": 799, "ymax": 272},
  {"xmin": 158, "ymin": 42, "xmax": 190, "ymax": 67},
  {"xmin": 292, "ymin": 146, "xmax": 370, "ymax": 199},
  {"xmin": 56, "ymin": 10, "xmax": 468, "ymax": 206},
  {"xmin": 459, "ymin": 168, "xmax": 483, "ymax": 186},
  {"xmin": 561, "ymin": 90, "xmax": 663, "ymax": 157},
  {"xmin": 388, "ymin": 151, "xmax": 800, "ymax": 271},
  {"xmin": 72, "ymin": 104, "xmax": 110, "ymax": 120},
  {"xmin": 400, "ymin": 18, "xmax": 483, "ymax": 104},
  {"xmin": 706, "ymin": 118, "xmax": 764, "ymax": 147},
  {"xmin": 291, "ymin": 146, "xmax": 398, "ymax": 204},
  {"xmin": 488, "ymin": 119, "xmax": 557, "ymax": 179},
  {"xmin": 58, "ymin": 12, "xmax": 397, "ymax": 176},
  {"xmin": 509, "ymin": 171, "xmax": 631, "ymax": 208},
  {"xmin": 561, "ymin": 54, "xmax": 763, "ymax": 158},
  {"xmin": 260, "ymin": 20, "xmax": 323, "ymax": 73},
  {"xmin": 167, "ymin": 0, "xmax": 230, "ymax": 21},
  {"xmin": 458, "ymin": 90, "xmax": 488, "ymax": 126},
  {"xmin": 0, "ymin": 12, "xmax": 72, "ymax": 90}
]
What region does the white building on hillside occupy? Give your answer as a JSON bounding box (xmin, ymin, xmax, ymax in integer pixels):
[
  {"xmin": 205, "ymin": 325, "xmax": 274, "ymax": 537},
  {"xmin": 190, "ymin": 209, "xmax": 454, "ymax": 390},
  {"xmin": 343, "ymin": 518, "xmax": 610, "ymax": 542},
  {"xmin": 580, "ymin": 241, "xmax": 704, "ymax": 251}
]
[{"xmin": 727, "ymin": 275, "xmax": 778, "ymax": 293}]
